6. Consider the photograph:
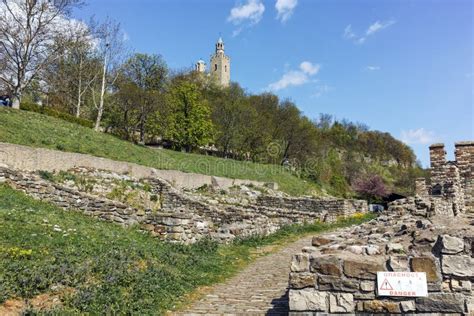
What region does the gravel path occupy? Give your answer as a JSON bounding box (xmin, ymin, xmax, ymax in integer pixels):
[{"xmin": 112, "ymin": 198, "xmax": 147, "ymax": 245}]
[{"xmin": 174, "ymin": 235, "xmax": 314, "ymax": 315}]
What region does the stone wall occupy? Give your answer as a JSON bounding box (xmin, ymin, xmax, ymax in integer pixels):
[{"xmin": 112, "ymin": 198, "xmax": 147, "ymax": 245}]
[
  {"xmin": 288, "ymin": 205, "xmax": 474, "ymax": 314},
  {"xmin": 418, "ymin": 141, "xmax": 474, "ymax": 215},
  {"xmin": 0, "ymin": 165, "xmax": 367, "ymax": 244},
  {"xmin": 455, "ymin": 141, "xmax": 474, "ymax": 210},
  {"xmin": 0, "ymin": 142, "xmax": 275, "ymax": 190}
]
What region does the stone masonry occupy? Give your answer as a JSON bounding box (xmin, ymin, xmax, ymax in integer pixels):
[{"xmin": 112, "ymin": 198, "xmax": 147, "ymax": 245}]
[
  {"xmin": 0, "ymin": 165, "xmax": 367, "ymax": 244},
  {"xmin": 288, "ymin": 204, "xmax": 474, "ymax": 314},
  {"xmin": 288, "ymin": 142, "xmax": 474, "ymax": 315}
]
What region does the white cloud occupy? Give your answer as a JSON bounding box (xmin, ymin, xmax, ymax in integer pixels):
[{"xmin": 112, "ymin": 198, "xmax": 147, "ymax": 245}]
[
  {"xmin": 300, "ymin": 61, "xmax": 320, "ymax": 75},
  {"xmin": 366, "ymin": 20, "xmax": 396, "ymax": 36},
  {"xmin": 268, "ymin": 61, "xmax": 320, "ymax": 91},
  {"xmin": 343, "ymin": 19, "xmax": 396, "ymax": 44},
  {"xmin": 401, "ymin": 128, "xmax": 437, "ymax": 145},
  {"xmin": 343, "ymin": 25, "xmax": 356, "ymax": 39},
  {"xmin": 275, "ymin": 0, "xmax": 298, "ymax": 23},
  {"xmin": 366, "ymin": 65, "xmax": 380, "ymax": 71},
  {"xmin": 228, "ymin": 0, "xmax": 265, "ymax": 25}
]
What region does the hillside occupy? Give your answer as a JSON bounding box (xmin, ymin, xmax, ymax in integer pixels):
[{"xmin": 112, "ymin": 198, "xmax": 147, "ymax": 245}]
[
  {"xmin": 0, "ymin": 184, "xmax": 373, "ymax": 314},
  {"xmin": 0, "ymin": 108, "xmax": 318, "ymax": 196}
]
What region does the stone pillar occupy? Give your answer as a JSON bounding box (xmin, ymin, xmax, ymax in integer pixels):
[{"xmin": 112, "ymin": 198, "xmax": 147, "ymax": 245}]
[
  {"xmin": 455, "ymin": 141, "xmax": 474, "ymax": 212},
  {"xmin": 415, "ymin": 178, "xmax": 428, "ymax": 198},
  {"xmin": 429, "ymin": 143, "xmax": 446, "ymax": 186},
  {"xmin": 443, "ymin": 162, "xmax": 465, "ymax": 216}
]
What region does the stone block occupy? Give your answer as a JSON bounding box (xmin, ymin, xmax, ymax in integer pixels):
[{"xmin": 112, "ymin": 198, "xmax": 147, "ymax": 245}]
[
  {"xmin": 291, "ymin": 254, "xmax": 310, "ymax": 272},
  {"xmin": 442, "ymin": 255, "xmax": 474, "ymax": 277},
  {"xmin": 451, "ymin": 279, "xmax": 471, "ymax": 292},
  {"xmin": 289, "ymin": 289, "xmax": 328, "ymax": 312},
  {"xmin": 317, "ymin": 275, "xmax": 358, "ymax": 292},
  {"xmin": 329, "ymin": 293, "xmax": 354, "ymax": 313},
  {"xmin": 386, "ymin": 243, "xmax": 405, "ymax": 254},
  {"xmin": 312, "ymin": 236, "xmax": 332, "ymax": 247},
  {"xmin": 343, "ymin": 259, "xmax": 384, "ymax": 280},
  {"xmin": 387, "ymin": 256, "xmax": 409, "ymax": 272},
  {"xmin": 439, "ymin": 235, "xmax": 465, "ymax": 254},
  {"xmin": 310, "ymin": 256, "xmax": 341, "ymax": 276},
  {"xmin": 410, "ymin": 257, "xmax": 441, "ymax": 283},
  {"xmin": 415, "ymin": 293, "xmax": 465, "ymax": 313},
  {"xmin": 363, "ymin": 300, "xmax": 401, "ymax": 313},
  {"xmin": 289, "ymin": 272, "xmax": 316, "ymax": 289},
  {"xmin": 400, "ymin": 300, "xmax": 416, "ymax": 313},
  {"xmin": 360, "ymin": 280, "xmax": 375, "ymax": 292}
]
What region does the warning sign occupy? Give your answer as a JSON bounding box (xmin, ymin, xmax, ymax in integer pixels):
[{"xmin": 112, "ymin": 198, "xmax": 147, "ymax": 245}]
[{"xmin": 377, "ymin": 272, "xmax": 428, "ymax": 297}]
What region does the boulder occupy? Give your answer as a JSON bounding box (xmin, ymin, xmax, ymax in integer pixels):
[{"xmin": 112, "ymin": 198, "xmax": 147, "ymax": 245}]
[
  {"xmin": 310, "ymin": 256, "xmax": 341, "ymax": 276},
  {"xmin": 291, "ymin": 253, "xmax": 310, "ymax": 272}
]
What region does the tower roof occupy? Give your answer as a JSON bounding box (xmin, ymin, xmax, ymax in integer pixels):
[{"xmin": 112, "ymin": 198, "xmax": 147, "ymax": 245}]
[{"xmin": 217, "ymin": 37, "xmax": 223, "ymax": 44}]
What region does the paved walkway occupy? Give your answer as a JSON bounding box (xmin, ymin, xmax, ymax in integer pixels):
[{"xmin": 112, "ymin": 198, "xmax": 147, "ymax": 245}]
[{"xmin": 174, "ymin": 235, "xmax": 314, "ymax": 315}]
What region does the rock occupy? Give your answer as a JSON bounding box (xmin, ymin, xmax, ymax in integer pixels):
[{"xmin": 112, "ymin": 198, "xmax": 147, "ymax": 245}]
[
  {"xmin": 329, "ymin": 293, "xmax": 354, "ymax": 313},
  {"xmin": 312, "ymin": 236, "xmax": 332, "ymax": 247},
  {"xmin": 360, "ymin": 281, "xmax": 375, "ymax": 292},
  {"xmin": 347, "ymin": 245, "xmax": 364, "ymax": 255},
  {"xmin": 343, "ymin": 259, "xmax": 384, "ymax": 280},
  {"xmin": 400, "ymin": 300, "xmax": 416, "ymax": 313},
  {"xmin": 291, "ymin": 253, "xmax": 310, "ymax": 272},
  {"xmin": 387, "ymin": 256, "xmax": 409, "ymax": 272},
  {"xmin": 451, "ymin": 279, "xmax": 471, "ymax": 292},
  {"xmin": 289, "ymin": 272, "xmax": 316, "ymax": 289},
  {"xmin": 415, "ymin": 293, "xmax": 465, "ymax": 313},
  {"xmin": 386, "ymin": 243, "xmax": 405, "ymax": 254},
  {"xmin": 442, "ymin": 255, "xmax": 474, "ymax": 277},
  {"xmin": 365, "ymin": 245, "xmax": 380, "ymax": 255},
  {"xmin": 317, "ymin": 275, "xmax": 359, "ymax": 292},
  {"xmin": 289, "ymin": 289, "xmax": 328, "ymax": 312},
  {"xmin": 301, "ymin": 246, "xmax": 318, "ymax": 253},
  {"xmin": 439, "ymin": 235, "xmax": 464, "ymax": 254},
  {"xmin": 363, "ymin": 300, "xmax": 401, "ymax": 313},
  {"xmin": 310, "ymin": 256, "xmax": 341, "ymax": 276},
  {"xmin": 410, "ymin": 257, "xmax": 441, "ymax": 283}
]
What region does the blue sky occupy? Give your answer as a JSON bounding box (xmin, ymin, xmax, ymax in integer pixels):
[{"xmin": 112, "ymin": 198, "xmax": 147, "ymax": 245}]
[{"xmin": 74, "ymin": 0, "xmax": 473, "ymax": 166}]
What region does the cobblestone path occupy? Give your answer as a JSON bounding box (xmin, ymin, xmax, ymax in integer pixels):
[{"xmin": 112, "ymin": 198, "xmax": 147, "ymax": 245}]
[{"xmin": 175, "ymin": 235, "xmax": 314, "ymax": 315}]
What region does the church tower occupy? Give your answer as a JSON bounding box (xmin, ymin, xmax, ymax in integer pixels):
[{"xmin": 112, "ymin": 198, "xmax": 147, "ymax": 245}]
[{"xmin": 210, "ymin": 37, "xmax": 230, "ymax": 87}]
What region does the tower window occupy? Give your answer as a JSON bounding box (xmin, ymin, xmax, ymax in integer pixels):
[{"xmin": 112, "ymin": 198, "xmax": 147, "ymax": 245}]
[
  {"xmin": 225, "ymin": 65, "xmax": 227, "ymax": 72},
  {"xmin": 215, "ymin": 64, "xmax": 217, "ymax": 71}
]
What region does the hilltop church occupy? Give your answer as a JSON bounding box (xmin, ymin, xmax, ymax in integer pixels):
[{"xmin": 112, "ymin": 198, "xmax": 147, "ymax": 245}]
[{"xmin": 195, "ymin": 37, "xmax": 230, "ymax": 87}]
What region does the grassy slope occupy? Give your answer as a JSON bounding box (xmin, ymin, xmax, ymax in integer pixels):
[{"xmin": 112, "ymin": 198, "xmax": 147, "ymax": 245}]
[
  {"xmin": 0, "ymin": 108, "xmax": 317, "ymax": 196},
  {"xmin": 0, "ymin": 184, "xmax": 374, "ymax": 314}
]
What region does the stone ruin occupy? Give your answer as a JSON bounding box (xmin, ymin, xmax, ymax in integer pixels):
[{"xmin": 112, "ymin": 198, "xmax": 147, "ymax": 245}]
[
  {"xmin": 0, "ymin": 165, "xmax": 367, "ymax": 244},
  {"xmin": 288, "ymin": 141, "xmax": 474, "ymax": 315},
  {"xmin": 415, "ymin": 141, "xmax": 474, "ymax": 216}
]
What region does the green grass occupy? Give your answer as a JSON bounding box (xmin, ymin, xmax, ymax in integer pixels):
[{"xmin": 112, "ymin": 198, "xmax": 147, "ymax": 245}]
[
  {"xmin": 0, "ymin": 108, "xmax": 318, "ymax": 196},
  {"xmin": 0, "ymin": 184, "xmax": 375, "ymax": 314}
]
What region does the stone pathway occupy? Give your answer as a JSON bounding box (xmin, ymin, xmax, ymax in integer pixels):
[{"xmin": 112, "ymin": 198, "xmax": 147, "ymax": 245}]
[{"xmin": 174, "ymin": 235, "xmax": 314, "ymax": 315}]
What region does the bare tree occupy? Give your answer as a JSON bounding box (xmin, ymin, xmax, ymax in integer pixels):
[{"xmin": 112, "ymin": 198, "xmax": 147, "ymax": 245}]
[
  {"xmin": 89, "ymin": 18, "xmax": 125, "ymax": 131},
  {"xmin": 0, "ymin": 0, "xmax": 83, "ymax": 108}
]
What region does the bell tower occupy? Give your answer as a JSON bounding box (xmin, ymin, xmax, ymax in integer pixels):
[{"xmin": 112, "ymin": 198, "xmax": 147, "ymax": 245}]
[{"xmin": 210, "ymin": 37, "xmax": 230, "ymax": 87}]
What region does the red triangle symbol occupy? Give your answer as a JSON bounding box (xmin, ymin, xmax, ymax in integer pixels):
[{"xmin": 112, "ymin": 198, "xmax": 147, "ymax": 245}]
[{"xmin": 380, "ymin": 278, "xmax": 393, "ymax": 290}]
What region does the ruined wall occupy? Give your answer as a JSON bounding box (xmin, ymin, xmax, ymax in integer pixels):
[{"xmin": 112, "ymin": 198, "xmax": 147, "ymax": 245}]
[
  {"xmin": 288, "ymin": 209, "xmax": 474, "ymax": 314},
  {"xmin": 0, "ymin": 166, "xmax": 366, "ymax": 244},
  {"xmin": 455, "ymin": 141, "xmax": 474, "ymax": 210}
]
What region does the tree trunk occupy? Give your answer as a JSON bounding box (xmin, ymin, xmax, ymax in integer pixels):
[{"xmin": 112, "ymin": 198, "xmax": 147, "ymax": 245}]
[
  {"xmin": 76, "ymin": 58, "xmax": 83, "ymax": 117},
  {"xmin": 94, "ymin": 54, "xmax": 107, "ymax": 131}
]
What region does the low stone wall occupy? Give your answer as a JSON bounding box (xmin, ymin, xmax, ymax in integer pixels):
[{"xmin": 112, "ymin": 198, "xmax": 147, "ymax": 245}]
[
  {"xmin": 288, "ymin": 204, "xmax": 474, "ymax": 314},
  {"xmin": 0, "ymin": 166, "xmax": 367, "ymax": 244},
  {"xmin": 0, "ymin": 142, "xmax": 274, "ymax": 190},
  {"xmin": 256, "ymin": 196, "xmax": 367, "ymax": 219}
]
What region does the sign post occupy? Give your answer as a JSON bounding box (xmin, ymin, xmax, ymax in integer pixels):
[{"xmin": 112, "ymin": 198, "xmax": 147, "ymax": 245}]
[{"xmin": 377, "ymin": 272, "xmax": 428, "ymax": 297}]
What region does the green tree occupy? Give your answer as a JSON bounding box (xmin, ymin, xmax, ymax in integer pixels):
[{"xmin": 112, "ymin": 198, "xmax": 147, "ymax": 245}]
[{"xmin": 167, "ymin": 80, "xmax": 214, "ymax": 152}]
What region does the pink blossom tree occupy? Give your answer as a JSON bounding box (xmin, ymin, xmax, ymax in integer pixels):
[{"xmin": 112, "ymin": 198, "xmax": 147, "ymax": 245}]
[{"xmin": 352, "ymin": 174, "xmax": 390, "ymax": 204}]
